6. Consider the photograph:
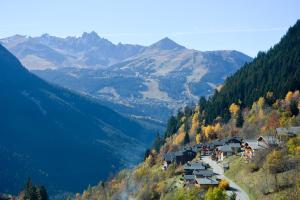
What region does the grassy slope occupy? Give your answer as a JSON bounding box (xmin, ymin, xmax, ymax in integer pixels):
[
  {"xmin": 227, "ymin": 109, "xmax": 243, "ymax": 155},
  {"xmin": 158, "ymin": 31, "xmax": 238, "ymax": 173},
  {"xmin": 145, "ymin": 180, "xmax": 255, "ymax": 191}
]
[
  {"xmin": 225, "ymin": 155, "xmax": 298, "ymax": 200},
  {"xmin": 224, "ymin": 156, "xmax": 257, "ymax": 200}
]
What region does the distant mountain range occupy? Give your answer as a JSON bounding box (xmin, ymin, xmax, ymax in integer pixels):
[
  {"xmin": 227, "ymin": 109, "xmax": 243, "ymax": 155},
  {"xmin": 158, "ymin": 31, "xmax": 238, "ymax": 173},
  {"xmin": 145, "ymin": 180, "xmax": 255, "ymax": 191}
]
[
  {"xmin": 0, "ymin": 44, "xmax": 153, "ymax": 195},
  {"xmin": 0, "ymin": 33, "xmax": 252, "ymax": 126},
  {"xmin": 0, "ymin": 32, "xmax": 144, "ymax": 70}
]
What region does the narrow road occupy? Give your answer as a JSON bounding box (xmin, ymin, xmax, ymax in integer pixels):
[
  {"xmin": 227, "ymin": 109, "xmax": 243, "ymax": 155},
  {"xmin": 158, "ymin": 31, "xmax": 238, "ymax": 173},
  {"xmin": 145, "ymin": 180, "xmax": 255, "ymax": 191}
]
[{"xmin": 202, "ymin": 156, "xmax": 250, "ymax": 200}]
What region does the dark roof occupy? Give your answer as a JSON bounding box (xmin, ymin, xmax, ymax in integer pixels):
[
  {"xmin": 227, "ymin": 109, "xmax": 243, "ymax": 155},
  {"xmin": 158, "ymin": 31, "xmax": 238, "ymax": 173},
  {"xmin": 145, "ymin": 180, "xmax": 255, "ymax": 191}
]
[
  {"xmin": 211, "ymin": 140, "xmax": 225, "ymax": 146},
  {"xmin": 193, "ymin": 169, "xmax": 214, "ymax": 177},
  {"xmin": 184, "ymin": 146, "xmax": 193, "ymax": 151},
  {"xmin": 217, "ymin": 145, "xmax": 233, "ymax": 152},
  {"xmin": 276, "ymin": 127, "xmax": 300, "ymax": 135},
  {"xmin": 175, "ymin": 148, "xmax": 196, "ymax": 156},
  {"xmin": 175, "ymin": 150, "xmax": 184, "ymax": 156},
  {"xmin": 183, "ymin": 174, "xmax": 195, "ymax": 181},
  {"xmin": 184, "ymin": 161, "xmax": 207, "ymax": 170},
  {"xmin": 244, "ymin": 140, "xmax": 262, "ymax": 150},
  {"xmin": 195, "ymin": 177, "xmax": 219, "ymax": 185},
  {"xmin": 224, "ymin": 136, "xmax": 242, "ymax": 144},
  {"xmin": 195, "ymin": 143, "xmax": 203, "ymax": 148},
  {"xmin": 206, "ymin": 143, "xmax": 215, "ymax": 149},
  {"xmin": 166, "ymin": 147, "xmax": 196, "ymax": 160},
  {"xmin": 207, "ymin": 137, "xmax": 241, "ymax": 150},
  {"xmin": 227, "ymin": 143, "xmax": 241, "ymax": 148},
  {"xmin": 192, "ymin": 147, "xmax": 198, "ymax": 152},
  {"xmin": 257, "ymin": 136, "xmax": 277, "ymax": 145},
  {"xmin": 164, "ymin": 152, "xmax": 175, "ymax": 162}
]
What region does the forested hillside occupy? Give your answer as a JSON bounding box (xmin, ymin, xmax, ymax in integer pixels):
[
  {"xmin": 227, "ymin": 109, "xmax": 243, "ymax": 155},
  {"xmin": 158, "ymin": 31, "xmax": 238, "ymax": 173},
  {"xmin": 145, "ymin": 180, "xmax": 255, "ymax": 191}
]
[
  {"xmin": 202, "ymin": 20, "xmax": 300, "ymax": 124},
  {"xmin": 74, "ymin": 20, "xmax": 300, "ymax": 200},
  {"xmin": 0, "ymin": 44, "xmax": 153, "ymax": 195}
]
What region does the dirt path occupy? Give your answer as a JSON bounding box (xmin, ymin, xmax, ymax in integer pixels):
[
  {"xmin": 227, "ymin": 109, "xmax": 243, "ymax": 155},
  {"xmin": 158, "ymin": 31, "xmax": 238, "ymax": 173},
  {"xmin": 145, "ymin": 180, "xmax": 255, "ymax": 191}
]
[{"xmin": 202, "ymin": 156, "xmax": 250, "ymax": 200}]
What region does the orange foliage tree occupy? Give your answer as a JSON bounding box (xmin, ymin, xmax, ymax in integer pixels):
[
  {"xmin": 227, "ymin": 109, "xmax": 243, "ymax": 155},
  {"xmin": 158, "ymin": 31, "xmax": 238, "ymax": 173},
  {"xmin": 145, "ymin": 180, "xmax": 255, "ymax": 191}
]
[
  {"xmin": 229, "ymin": 103, "xmax": 240, "ymax": 117},
  {"xmin": 218, "ymin": 179, "xmax": 230, "ymax": 190}
]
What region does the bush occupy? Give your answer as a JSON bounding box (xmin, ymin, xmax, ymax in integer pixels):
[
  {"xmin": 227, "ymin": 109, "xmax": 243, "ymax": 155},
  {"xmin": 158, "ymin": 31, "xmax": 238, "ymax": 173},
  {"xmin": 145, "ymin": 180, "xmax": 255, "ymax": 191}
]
[
  {"xmin": 218, "ymin": 179, "xmax": 230, "ymax": 190},
  {"xmin": 163, "ymin": 186, "xmax": 201, "ymax": 200},
  {"xmin": 249, "ymin": 149, "xmax": 270, "ymax": 171},
  {"xmin": 286, "ymin": 135, "xmax": 300, "ymax": 155},
  {"xmin": 205, "ymin": 187, "xmax": 228, "ymax": 200},
  {"xmin": 134, "ymin": 165, "xmax": 148, "ymax": 181}
]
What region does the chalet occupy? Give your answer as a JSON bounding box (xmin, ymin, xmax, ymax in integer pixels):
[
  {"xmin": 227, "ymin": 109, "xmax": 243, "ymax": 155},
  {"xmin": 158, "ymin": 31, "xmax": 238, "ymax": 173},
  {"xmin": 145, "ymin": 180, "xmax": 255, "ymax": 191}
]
[
  {"xmin": 163, "ymin": 147, "xmax": 197, "ymax": 168},
  {"xmin": 194, "ymin": 143, "xmax": 203, "ymax": 149},
  {"xmin": 227, "ymin": 143, "xmax": 241, "ymax": 153},
  {"xmin": 224, "ymin": 136, "xmax": 242, "ymax": 144},
  {"xmin": 242, "ymin": 140, "xmax": 263, "ymax": 159},
  {"xmin": 193, "ymin": 169, "xmax": 214, "ymax": 178},
  {"xmin": 163, "ymin": 152, "xmax": 175, "ymax": 169},
  {"xmin": 201, "ymin": 145, "xmax": 213, "ymax": 156},
  {"xmin": 276, "ymin": 126, "xmax": 300, "ymax": 139},
  {"xmin": 183, "ymin": 161, "xmax": 207, "ymax": 175},
  {"xmin": 216, "ymin": 145, "xmax": 233, "ymax": 161},
  {"xmin": 195, "ymin": 177, "xmax": 219, "ymax": 189},
  {"xmin": 174, "ymin": 147, "xmax": 197, "ymax": 165},
  {"xmin": 183, "ymin": 174, "xmax": 196, "ymax": 184},
  {"xmin": 257, "ymin": 135, "xmax": 278, "ymax": 148},
  {"xmin": 211, "ymin": 140, "xmax": 225, "ymax": 147},
  {"xmin": 192, "ymin": 143, "xmax": 203, "ymax": 152}
]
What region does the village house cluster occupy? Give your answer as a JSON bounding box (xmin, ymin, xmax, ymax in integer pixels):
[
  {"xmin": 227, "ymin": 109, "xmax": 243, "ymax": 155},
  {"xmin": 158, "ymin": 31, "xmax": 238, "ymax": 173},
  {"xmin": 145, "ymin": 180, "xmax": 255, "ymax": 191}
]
[{"xmin": 163, "ymin": 126, "xmax": 300, "ymax": 187}]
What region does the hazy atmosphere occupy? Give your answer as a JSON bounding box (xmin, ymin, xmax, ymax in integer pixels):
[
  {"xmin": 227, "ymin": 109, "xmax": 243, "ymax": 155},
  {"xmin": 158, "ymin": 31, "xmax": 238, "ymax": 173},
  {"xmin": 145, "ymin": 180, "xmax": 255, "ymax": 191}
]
[
  {"xmin": 1, "ymin": 0, "xmax": 300, "ymax": 56},
  {"xmin": 1, "ymin": 1, "xmax": 300, "ymax": 200}
]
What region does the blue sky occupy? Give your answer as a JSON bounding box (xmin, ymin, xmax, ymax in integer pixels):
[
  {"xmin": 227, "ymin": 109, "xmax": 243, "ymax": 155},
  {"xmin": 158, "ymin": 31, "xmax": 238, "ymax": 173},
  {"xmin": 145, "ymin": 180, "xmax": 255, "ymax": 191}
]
[{"xmin": 1, "ymin": 0, "xmax": 300, "ymax": 56}]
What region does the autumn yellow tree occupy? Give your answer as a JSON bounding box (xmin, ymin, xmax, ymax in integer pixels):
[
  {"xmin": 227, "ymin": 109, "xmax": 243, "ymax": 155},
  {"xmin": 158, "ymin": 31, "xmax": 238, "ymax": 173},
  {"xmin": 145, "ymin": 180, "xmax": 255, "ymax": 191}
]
[
  {"xmin": 190, "ymin": 111, "xmax": 199, "ymax": 136},
  {"xmin": 267, "ymin": 112, "xmax": 279, "ymax": 131},
  {"xmin": 203, "ymin": 125, "xmax": 214, "ymax": 139},
  {"xmin": 267, "ymin": 150, "xmax": 284, "ymax": 191},
  {"xmin": 214, "ymin": 123, "xmax": 222, "ymax": 133},
  {"xmin": 229, "ymin": 103, "xmax": 240, "ymax": 117},
  {"xmin": 196, "ymin": 133, "xmax": 201, "ymax": 144},
  {"xmin": 174, "ymin": 124, "xmax": 185, "ymax": 145},
  {"xmin": 218, "ymin": 179, "xmax": 230, "ymax": 190},
  {"xmin": 286, "ymin": 135, "xmax": 300, "ymax": 155},
  {"xmin": 279, "ymin": 110, "xmax": 293, "ymax": 127},
  {"xmin": 285, "ymin": 91, "xmax": 293, "ymax": 103},
  {"xmin": 257, "ymin": 97, "xmax": 265, "ymax": 108},
  {"xmin": 256, "ymin": 97, "xmax": 265, "ymax": 118},
  {"xmin": 202, "ymin": 124, "xmax": 221, "ymax": 140}
]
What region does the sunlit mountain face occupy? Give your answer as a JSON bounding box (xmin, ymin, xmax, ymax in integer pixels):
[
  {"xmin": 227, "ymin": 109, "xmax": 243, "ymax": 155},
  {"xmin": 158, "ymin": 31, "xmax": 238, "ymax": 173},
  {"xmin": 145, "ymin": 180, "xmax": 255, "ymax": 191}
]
[{"xmin": 1, "ymin": 33, "xmax": 252, "ymax": 129}]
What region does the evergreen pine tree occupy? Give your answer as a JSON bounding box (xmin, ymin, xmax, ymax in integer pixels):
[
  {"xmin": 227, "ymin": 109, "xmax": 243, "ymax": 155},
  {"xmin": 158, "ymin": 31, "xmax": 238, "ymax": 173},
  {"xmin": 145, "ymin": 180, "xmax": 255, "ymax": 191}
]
[
  {"xmin": 236, "ymin": 110, "xmax": 244, "ymax": 128},
  {"xmin": 198, "ymin": 96, "xmax": 207, "ymax": 111},
  {"xmin": 31, "ymin": 186, "xmax": 38, "ymax": 200},
  {"xmin": 24, "ymin": 178, "xmax": 34, "ymax": 200},
  {"xmin": 36, "ymin": 186, "xmax": 48, "ymax": 200},
  {"xmin": 201, "ymin": 20, "xmax": 300, "ymax": 124},
  {"xmin": 24, "ymin": 178, "xmax": 48, "ymax": 200},
  {"xmin": 164, "ymin": 116, "xmax": 178, "ymax": 138},
  {"xmin": 144, "ymin": 149, "xmax": 151, "ymax": 161},
  {"xmin": 290, "ymin": 101, "xmax": 299, "ymax": 116},
  {"xmin": 184, "ymin": 131, "xmax": 190, "ymax": 145},
  {"xmin": 153, "ymin": 132, "xmax": 163, "ymax": 152},
  {"xmin": 184, "ymin": 106, "xmax": 192, "ymax": 117},
  {"xmin": 184, "ymin": 119, "xmax": 190, "ymax": 133}
]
